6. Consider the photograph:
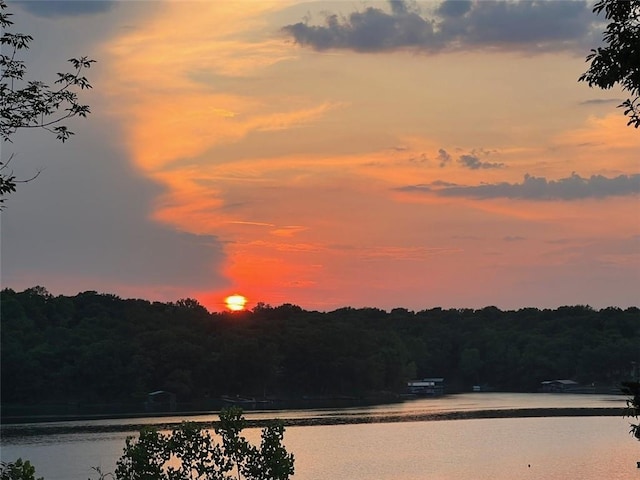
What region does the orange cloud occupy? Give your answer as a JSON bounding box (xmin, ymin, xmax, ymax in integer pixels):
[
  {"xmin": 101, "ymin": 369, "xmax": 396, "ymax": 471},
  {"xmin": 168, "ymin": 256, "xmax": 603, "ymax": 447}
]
[
  {"xmin": 270, "ymin": 226, "xmax": 308, "ymax": 237},
  {"xmin": 96, "ymin": 2, "xmax": 639, "ymax": 310}
]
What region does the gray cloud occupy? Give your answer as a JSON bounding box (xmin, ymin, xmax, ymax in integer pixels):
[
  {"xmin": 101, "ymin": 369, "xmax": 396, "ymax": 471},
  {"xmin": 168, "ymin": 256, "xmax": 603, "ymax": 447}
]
[
  {"xmin": 397, "ymin": 173, "xmax": 640, "ymax": 200},
  {"xmin": 283, "ymin": 4, "xmax": 436, "ymax": 52},
  {"xmin": 431, "ymin": 179, "xmax": 459, "ymax": 187},
  {"xmin": 282, "ymin": 0, "xmax": 595, "ymax": 54},
  {"xmin": 16, "ymin": 1, "xmax": 115, "ymax": 18},
  {"xmin": 458, "ymin": 154, "xmax": 504, "ymax": 170},
  {"xmin": 2, "ymin": 118, "xmax": 228, "ymax": 300},
  {"xmin": 579, "ymin": 98, "xmax": 624, "ymax": 105},
  {"xmin": 436, "ymin": 0, "xmax": 473, "ymax": 18},
  {"xmin": 407, "ymin": 153, "xmax": 429, "ymax": 164},
  {"xmin": 390, "ymin": 0, "xmax": 413, "ymax": 15},
  {"xmin": 437, "ymin": 148, "xmax": 452, "ymax": 167}
]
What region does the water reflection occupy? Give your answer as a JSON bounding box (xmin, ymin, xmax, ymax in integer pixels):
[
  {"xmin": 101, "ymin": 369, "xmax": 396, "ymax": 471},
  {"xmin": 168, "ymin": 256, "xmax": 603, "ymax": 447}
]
[
  {"xmin": 1, "ymin": 416, "xmax": 636, "ymax": 480},
  {"xmin": 2, "ymin": 392, "xmax": 626, "ymax": 433}
]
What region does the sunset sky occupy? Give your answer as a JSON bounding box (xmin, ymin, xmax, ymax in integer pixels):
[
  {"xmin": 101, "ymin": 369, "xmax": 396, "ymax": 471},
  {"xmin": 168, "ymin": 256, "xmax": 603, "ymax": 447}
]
[{"xmin": 2, "ymin": 0, "xmax": 639, "ymax": 312}]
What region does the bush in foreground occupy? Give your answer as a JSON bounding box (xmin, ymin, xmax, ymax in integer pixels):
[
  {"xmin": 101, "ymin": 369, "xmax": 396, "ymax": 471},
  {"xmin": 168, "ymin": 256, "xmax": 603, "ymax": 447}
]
[
  {"xmin": 2, "ymin": 408, "xmax": 294, "ymax": 480},
  {"xmin": 0, "ymin": 459, "xmax": 43, "ymax": 480},
  {"xmin": 114, "ymin": 406, "xmax": 294, "ymax": 480}
]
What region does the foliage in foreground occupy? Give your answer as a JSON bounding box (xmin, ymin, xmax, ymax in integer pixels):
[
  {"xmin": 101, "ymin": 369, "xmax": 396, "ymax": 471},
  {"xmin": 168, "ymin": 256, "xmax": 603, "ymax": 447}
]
[
  {"xmin": 1, "ymin": 408, "xmax": 293, "ymax": 480},
  {"xmin": 621, "ymin": 380, "xmax": 640, "ymax": 441},
  {"xmin": 580, "ymin": 0, "xmax": 640, "ymax": 127},
  {"xmin": 0, "ymin": 0, "xmax": 95, "ymax": 206},
  {"xmin": 115, "ymin": 407, "xmax": 294, "ymax": 480},
  {"xmin": 0, "ymin": 458, "xmax": 42, "ymax": 480}
]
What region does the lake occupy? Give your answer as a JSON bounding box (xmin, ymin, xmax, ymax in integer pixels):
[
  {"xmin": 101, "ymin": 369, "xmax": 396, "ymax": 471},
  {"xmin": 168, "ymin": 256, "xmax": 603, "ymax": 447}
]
[{"xmin": 2, "ymin": 394, "xmax": 638, "ymax": 480}]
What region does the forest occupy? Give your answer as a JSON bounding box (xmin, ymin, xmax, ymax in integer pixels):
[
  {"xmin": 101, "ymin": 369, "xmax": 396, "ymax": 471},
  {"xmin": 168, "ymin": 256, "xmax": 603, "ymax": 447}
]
[{"xmin": 2, "ymin": 287, "xmax": 639, "ymax": 417}]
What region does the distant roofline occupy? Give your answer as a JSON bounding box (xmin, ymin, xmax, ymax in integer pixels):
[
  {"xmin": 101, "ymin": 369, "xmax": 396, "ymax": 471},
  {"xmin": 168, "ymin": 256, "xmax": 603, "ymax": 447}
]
[
  {"xmin": 540, "ymin": 379, "xmax": 579, "ymax": 385},
  {"xmin": 148, "ymin": 390, "xmax": 174, "ymax": 396}
]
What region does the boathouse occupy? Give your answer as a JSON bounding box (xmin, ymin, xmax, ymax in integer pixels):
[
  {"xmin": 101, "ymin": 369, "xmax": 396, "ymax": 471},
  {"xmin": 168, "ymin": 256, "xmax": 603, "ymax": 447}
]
[{"xmin": 407, "ymin": 378, "xmax": 445, "ymax": 396}]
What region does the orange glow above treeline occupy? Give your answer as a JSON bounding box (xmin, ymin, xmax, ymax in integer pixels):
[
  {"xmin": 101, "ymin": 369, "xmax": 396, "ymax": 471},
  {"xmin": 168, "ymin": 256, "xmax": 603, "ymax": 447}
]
[{"xmin": 99, "ymin": 2, "xmax": 640, "ymax": 311}]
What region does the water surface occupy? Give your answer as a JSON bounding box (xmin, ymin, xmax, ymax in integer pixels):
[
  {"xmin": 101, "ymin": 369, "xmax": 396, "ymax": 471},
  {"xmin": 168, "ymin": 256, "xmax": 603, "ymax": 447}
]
[{"xmin": 2, "ymin": 394, "xmax": 637, "ymax": 480}]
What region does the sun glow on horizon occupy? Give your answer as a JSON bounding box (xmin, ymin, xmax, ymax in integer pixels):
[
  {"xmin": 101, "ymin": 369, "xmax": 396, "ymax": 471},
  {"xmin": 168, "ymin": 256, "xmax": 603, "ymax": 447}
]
[{"xmin": 225, "ymin": 294, "xmax": 248, "ymax": 312}]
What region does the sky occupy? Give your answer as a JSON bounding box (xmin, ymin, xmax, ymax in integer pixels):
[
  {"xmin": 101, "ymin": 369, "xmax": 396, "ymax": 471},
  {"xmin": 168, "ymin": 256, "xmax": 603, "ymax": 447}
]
[{"xmin": 1, "ymin": 0, "xmax": 639, "ymax": 312}]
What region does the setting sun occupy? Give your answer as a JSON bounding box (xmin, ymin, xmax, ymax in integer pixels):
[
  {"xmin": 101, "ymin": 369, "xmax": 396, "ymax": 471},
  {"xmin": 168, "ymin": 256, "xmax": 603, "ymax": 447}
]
[{"xmin": 225, "ymin": 294, "xmax": 247, "ymax": 312}]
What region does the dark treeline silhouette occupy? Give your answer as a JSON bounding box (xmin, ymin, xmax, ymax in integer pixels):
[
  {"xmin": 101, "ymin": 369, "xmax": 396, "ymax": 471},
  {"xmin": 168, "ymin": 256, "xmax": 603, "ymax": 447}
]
[{"xmin": 2, "ymin": 287, "xmax": 639, "ymax": 414}]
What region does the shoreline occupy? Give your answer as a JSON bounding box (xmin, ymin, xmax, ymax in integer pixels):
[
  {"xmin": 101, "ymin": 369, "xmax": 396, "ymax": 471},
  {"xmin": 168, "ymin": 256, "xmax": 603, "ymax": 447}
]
[{"xmin": 0, "ymin": 407, "xmax": 626, "ymax": 439}]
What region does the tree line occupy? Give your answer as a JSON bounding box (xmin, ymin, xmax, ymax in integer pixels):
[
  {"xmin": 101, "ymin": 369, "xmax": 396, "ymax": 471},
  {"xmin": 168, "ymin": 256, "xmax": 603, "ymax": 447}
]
[{"xmin": 2, "ymin": 287, "xmax": 639, "ymax": 413}]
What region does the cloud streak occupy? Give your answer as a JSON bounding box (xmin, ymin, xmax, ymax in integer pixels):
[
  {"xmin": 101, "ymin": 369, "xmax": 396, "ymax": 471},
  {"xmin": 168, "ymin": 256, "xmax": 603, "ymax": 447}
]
[
  {"xmin": 399, "ymin": 173, "xmax": 640, "ymax": 200},
  {"xmin": 282, "ymin": 0, "xmax": 595, "ymax": 54}
]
